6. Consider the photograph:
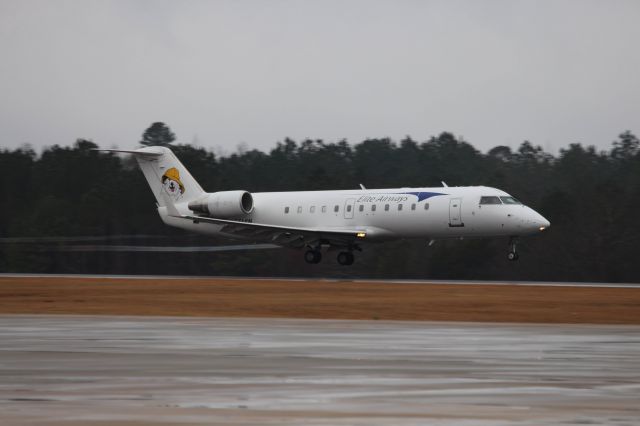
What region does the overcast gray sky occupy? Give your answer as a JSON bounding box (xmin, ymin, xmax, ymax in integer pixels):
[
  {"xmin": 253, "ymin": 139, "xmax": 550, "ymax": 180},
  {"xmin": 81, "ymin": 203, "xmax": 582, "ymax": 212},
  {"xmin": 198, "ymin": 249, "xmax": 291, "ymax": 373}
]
[{"xmin": 1, "ymin": 0, "xmax": 638, "ymax": 154}]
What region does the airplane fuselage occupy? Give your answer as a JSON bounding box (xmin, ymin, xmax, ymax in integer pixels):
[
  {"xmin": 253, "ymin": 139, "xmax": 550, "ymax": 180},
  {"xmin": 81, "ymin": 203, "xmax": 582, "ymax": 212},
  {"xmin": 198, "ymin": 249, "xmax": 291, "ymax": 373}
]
[{"xmin": 162, "ymin": 185, "xmax": 549, "ymax": 242}]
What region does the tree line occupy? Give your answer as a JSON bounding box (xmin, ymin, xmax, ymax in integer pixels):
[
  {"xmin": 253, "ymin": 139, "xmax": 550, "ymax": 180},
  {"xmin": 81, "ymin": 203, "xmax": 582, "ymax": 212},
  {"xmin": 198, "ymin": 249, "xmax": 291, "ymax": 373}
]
[{"xmin": 1, "ymin": 124, "xmax": 639, "ymax": 282}]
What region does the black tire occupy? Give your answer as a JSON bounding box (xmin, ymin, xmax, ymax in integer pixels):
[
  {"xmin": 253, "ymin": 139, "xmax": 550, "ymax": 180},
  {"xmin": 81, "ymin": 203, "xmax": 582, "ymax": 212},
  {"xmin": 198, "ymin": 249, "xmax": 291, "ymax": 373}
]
[
  {"xmin": 507, "ymin": 252, "xmax": 519, "ymax": 261},
  {"xmin": 337, "ymin": 251, "xmax": 355, "ymax": 266},
  {"xmin": 305, "ymin": 250, "xmax": 321, "ymax": 264},
  {"xmin": 346, "ymin": 252, "xmax": 354, "ymax": 265}
]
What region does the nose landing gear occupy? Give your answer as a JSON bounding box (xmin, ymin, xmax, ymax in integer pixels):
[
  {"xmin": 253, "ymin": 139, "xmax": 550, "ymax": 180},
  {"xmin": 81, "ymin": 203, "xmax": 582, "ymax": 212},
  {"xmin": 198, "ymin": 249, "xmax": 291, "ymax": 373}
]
[{"xmin": 507, "ymin": 237, "xmax": 519, "ymax": 261}]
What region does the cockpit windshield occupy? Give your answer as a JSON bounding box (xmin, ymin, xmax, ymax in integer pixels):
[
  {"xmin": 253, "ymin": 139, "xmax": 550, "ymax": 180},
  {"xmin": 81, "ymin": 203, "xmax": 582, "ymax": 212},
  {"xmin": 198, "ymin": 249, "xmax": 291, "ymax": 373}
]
[
  {"xmin": 479, "ymin": 196, "xmax": 502, "ymax": 205},
  {"xmin": 480, "ymin": 195, "xmax": 523, "ymax": 205},
  {"xmin": 499, "ymin": 196, "xmax": 521, "ymax": 204}
]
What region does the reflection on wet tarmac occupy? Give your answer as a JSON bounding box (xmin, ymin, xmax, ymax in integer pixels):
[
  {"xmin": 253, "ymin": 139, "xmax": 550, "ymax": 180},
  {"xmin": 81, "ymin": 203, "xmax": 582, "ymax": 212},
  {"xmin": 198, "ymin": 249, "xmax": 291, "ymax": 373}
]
[{"xmin": 0, "ymin": 316, "xmax": 639, "ymax": 425}]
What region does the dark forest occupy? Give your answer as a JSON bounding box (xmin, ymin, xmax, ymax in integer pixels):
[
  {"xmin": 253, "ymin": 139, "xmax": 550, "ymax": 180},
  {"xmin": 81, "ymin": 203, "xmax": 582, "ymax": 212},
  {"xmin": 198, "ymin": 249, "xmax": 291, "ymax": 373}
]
[{"xmin": 2, "ymin": 129, "xmax": 639, "ymax": 282}]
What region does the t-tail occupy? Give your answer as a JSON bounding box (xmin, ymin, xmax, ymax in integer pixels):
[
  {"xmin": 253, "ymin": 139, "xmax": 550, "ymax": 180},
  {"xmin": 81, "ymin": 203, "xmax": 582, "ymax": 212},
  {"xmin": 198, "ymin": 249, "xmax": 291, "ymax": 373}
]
[{"xmin": 96, "ymin": 146, "xmax": 205, "ymax": 207}]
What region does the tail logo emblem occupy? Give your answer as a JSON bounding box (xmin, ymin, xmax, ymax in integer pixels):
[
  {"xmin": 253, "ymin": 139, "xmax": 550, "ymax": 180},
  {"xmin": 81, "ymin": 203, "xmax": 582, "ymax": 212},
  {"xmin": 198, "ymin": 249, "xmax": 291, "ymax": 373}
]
[{"xmin": 162, "ymin": 167, "xmax": 185, "ymax": 198}]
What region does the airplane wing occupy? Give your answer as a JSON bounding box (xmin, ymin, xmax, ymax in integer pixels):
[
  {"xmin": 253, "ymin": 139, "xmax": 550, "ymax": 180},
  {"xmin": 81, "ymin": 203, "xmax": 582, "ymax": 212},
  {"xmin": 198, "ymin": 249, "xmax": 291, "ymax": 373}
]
[
  {"xmin": 59, "ymin": 243, "xmax": 281, "ymax": 253},
  {"xmin": 162, "ymin": 194, "xmax": 366, "ymax": 248},
  {"xmin": 176, "ymin": 213, "xmax": 366, "ymax": 248}
]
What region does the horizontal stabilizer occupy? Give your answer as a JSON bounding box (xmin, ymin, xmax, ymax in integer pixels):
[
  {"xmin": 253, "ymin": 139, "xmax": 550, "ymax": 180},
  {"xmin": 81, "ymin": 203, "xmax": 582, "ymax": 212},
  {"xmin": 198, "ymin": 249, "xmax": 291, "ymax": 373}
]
[{"xmin": 92, "ymin": 148, "xmax": 164, "ymax": 158}]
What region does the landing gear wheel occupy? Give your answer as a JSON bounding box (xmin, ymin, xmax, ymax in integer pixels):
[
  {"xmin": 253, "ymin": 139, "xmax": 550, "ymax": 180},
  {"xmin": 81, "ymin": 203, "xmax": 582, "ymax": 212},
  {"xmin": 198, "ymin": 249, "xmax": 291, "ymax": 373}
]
[
  {"xmin": 337, "ymin": 251, "xmax": 355, "ymax": 266},
  {"xmin": 507, "ymin": 237, "xmax": 519, "ymax": 261},
  {"xmin": 304, "ymin": 250, "xmax": 322, "ymax": 264}
]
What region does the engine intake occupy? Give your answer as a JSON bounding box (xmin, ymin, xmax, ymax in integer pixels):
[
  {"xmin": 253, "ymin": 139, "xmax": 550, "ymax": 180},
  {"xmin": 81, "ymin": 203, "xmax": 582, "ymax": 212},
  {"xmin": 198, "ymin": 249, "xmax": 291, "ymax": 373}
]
[{"xmin": 188, "ymin": 191, "xmax": 254, "ymax": 218}]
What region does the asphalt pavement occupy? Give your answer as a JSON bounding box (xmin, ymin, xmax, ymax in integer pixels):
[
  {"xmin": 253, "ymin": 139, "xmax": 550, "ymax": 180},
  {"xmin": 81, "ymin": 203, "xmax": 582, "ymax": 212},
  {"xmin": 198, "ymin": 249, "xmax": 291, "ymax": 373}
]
[{"xmin": 0, "ymin": 315, "xmax": 639, "ymax": 425}]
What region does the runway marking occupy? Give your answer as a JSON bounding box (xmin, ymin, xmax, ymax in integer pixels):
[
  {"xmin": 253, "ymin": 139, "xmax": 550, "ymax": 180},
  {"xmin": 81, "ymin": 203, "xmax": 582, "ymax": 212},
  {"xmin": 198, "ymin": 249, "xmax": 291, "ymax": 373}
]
[{"xmin": 1, "ymin": 273, "xmax": 638, "ymax": 288}]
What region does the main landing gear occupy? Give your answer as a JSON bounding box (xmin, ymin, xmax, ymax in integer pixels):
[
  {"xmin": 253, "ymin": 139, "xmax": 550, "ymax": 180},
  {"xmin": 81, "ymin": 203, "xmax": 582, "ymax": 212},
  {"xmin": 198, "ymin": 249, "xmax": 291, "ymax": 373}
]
[
  {"xmin": 507, "ymin": 237, "xmax": 519, "ymax": 261},
  {"xmin": 304, "ymin": 247, "xmax": 357, "ymax": 265},
  {"xmin": 337, "ymin": 251, "xmax": 355, "ymax": 266},
  {"xmin": 304, "ymin": 249, "xmax": 322, "ymax": 264}
]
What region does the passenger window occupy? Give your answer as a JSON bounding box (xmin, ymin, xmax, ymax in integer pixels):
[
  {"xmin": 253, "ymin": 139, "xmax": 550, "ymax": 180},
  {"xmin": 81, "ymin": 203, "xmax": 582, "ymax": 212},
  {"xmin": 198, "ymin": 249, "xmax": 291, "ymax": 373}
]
[
  {"xmin": 310, "ymin": 206, "xmax": 316, "ymax": 213},
  {"xmin": 384, "ymin": 204, "xmax": 389, "ymax": 211},
  {"xmin": 334, "ymin": 205, "xmax": 339, "ymax": 212},
  {"xmin": 500, "ymin": 196, "xmax": 521, "ymax": 205},
  {"xmin": 398, "ymin": 204, "xmax": 403, "ymax": 211},
  {"xmin": 297, "ymin": 206, "xmax": 302, "ymax": 213},
  {"xmin": 424, "ymin": 203, "xmax": 429, "ymax": 210},
  {"xmin": 359, "ymin": 204, "xmax": 364, "ymax": 212},
  {"xmin": 411, "ymin": 203, "xmax": 416, "ymax": 211},
  {"xmin": 284, "ymin": 206, "xmax": 289, "ymax": 214},
  {"xmin": 371, "ymin": 204, "xmax": 377, "ymax": 212},
  {"xmin": 480, "ymin": 196, "xmax": 502, "ymax": 205},
  {"xmin": 321, "ymin": 206, "xmax": 327, "ymax": 213}
]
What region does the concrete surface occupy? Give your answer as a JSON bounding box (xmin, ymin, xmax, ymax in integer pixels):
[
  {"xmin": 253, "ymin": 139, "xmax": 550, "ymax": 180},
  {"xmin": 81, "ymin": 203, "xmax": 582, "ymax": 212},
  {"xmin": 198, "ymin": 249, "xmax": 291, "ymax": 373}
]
[
  {"xmin": 2, "ymin": 273, "xmax": 640, "ymax": 288},
  {"xmin": 0, "ymin": 315, "xmax": 639, "ymax": 425}
]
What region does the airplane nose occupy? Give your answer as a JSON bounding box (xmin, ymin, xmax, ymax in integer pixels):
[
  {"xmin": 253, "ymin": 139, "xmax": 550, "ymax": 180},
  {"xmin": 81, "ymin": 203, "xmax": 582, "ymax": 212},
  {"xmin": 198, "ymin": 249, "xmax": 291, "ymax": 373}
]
[
  {"xmin": 533, "ymin": 211, "xmax": 550, "ymax": 232},
  {"xmin": 539, "ymin": 217, "xmax": 551, "ymax": 231},
  {"xmin": 522, "ymin": 207, "xmax": 550, "ymax": 233}
]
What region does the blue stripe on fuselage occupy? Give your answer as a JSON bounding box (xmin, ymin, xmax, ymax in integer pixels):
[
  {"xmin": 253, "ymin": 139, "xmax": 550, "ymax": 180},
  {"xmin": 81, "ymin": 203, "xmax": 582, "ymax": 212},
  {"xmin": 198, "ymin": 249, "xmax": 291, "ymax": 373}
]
[{"xmin": 399, "ymin": 192, "xmax": 447, "ymax": 202}]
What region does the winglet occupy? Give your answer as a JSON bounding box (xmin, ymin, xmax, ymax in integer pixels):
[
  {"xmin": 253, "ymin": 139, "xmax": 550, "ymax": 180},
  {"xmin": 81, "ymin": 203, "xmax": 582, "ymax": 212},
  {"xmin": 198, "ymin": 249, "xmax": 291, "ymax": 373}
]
[{"xmin": 162, "ymin": 192, "xmax": 182, "ymax": 217}]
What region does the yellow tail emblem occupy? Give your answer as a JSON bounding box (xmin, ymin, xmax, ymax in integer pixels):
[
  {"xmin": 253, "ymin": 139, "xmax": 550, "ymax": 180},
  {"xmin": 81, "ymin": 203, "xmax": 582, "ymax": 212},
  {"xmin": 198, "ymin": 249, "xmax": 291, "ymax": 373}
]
[{"xmin": 162, "ymin": 167, "xmax": 185, "ymax": 195}]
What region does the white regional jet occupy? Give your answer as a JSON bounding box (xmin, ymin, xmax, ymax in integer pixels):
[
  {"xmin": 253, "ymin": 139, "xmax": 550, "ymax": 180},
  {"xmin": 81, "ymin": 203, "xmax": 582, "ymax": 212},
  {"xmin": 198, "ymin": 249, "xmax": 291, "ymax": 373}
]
[{"xmin": 101, "ymin": 146, "xmax": 550, "ymax": 265}]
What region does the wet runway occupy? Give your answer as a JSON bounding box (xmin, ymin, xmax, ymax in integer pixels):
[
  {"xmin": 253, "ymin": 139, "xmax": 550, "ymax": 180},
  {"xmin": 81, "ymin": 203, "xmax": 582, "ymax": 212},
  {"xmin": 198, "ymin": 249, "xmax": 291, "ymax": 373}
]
[{"xmin": 1, "ymin": 316, "xmax": 639, "ymax": 425}]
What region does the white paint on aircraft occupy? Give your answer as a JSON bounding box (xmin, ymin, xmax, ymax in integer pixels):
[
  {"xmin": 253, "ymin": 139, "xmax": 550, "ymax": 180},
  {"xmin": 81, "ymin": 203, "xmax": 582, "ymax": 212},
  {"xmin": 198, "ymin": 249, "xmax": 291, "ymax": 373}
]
[{"xmin": 97, "ymin": 146, "xmax": 550, "ymax": 264}]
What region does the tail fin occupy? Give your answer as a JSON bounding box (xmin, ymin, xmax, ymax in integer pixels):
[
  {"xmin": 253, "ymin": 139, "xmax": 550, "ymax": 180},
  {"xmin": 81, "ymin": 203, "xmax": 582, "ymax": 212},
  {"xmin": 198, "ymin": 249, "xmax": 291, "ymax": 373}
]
[{"xmin": 98, "ymin": 146, "xmax": 205, "ymax": 206}]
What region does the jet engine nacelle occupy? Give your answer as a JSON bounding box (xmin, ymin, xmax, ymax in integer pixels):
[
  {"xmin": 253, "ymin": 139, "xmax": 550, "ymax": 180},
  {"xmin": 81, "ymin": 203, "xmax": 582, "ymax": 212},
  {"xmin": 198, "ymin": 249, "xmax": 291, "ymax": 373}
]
[{"xmin": 188, "ymin": 190, "xmax": 254, "ymax": 218}]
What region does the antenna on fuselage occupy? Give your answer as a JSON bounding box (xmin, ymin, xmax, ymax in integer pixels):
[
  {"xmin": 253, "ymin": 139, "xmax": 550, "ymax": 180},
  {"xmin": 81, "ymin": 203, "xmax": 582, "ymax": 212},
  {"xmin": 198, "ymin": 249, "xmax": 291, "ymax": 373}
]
[
  {"xmin": 441, "ymin": 181, "xmax": 449, "ymax": 187},
  {"xmin": 359, "ymin": 183, "xmax": 366, "ymax": 190}
]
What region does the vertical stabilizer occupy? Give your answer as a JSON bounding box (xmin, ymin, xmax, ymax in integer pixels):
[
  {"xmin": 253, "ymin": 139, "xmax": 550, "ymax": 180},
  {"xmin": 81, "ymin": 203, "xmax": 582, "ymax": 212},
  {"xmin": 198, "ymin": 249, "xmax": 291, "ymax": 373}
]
[
  {"xmin": 133, "ymin": 146, "xmax": 205, "ymax": 207},
  {"xmin": 96, "ymin": 146, "xmax": 205, "ymax": 207}
]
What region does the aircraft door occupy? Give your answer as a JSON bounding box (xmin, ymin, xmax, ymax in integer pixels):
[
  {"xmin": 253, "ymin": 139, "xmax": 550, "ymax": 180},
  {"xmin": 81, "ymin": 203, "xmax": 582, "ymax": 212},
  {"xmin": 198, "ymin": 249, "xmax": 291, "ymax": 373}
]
[
  {"xmin": 344, "ymin": 198, "xmax": 355, "ymax": 219},
  {"xmin": 449, "ymin": 198, "xmax": 464, "ymax": 227}
]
